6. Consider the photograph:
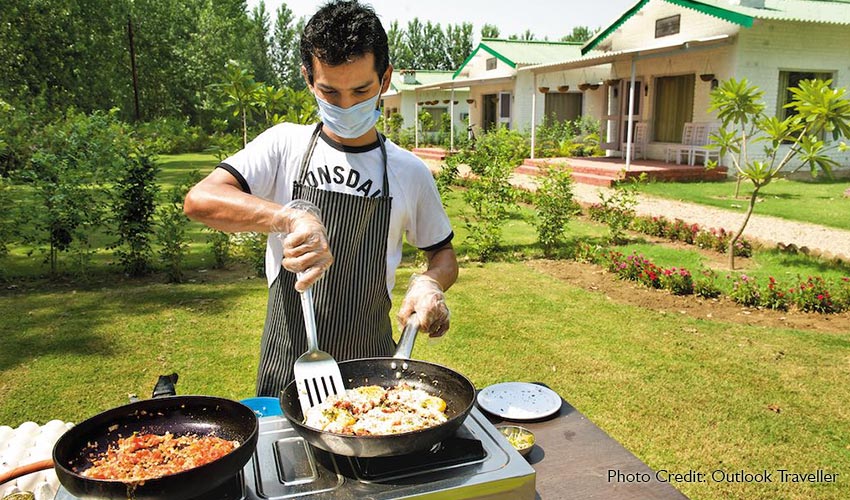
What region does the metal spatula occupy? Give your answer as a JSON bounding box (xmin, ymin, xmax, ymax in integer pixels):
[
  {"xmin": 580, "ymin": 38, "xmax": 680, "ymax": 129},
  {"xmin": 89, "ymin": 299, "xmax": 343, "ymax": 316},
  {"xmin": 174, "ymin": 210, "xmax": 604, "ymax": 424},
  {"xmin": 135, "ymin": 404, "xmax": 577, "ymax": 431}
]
[{"xmin": 293, "ymin": 278, "xmax": 345, "ymax": 413}]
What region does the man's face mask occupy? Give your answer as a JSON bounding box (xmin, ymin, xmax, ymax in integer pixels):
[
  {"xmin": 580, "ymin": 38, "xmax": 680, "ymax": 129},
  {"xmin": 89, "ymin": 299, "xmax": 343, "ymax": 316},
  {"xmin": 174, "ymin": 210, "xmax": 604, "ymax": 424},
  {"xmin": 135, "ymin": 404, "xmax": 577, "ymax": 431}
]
[{"xmin": 314, "ymin": 82, "xmax": 383, "ymax": 139}]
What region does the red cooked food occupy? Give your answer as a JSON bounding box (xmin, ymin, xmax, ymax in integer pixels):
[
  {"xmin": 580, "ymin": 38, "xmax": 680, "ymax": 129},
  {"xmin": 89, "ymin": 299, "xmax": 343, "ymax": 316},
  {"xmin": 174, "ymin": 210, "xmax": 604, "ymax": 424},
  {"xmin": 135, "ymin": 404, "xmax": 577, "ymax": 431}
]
[{"xmin": 82, "ymin": 432, "xmax": 238, "ymax": 482}]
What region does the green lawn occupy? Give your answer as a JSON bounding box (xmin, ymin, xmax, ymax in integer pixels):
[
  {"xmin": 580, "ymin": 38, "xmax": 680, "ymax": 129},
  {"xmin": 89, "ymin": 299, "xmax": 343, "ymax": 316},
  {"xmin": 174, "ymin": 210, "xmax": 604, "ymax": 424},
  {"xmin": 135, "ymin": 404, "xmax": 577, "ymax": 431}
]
[
  {"xmin": 2, "ymin": 154, "xmax": 849, "ymax": 500},
  {"xmin": 636, "ymin": 177, "xmax": 850, "ymax": 231}
]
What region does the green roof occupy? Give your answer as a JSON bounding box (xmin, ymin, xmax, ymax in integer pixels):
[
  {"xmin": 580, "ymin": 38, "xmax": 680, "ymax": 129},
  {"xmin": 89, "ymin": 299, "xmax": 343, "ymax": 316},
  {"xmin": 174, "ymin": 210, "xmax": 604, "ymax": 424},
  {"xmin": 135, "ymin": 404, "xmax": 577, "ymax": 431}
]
[
  {"xmin": 453, "ymin": 39, "xmax": 583, "ymax": 78},
  {"xmin": 390, "ymin": 70, "xmax": 456, "ymax": 91},
  {"xmin": 583, "ymin": 0, "xmax": 850, "ymax": 54}
]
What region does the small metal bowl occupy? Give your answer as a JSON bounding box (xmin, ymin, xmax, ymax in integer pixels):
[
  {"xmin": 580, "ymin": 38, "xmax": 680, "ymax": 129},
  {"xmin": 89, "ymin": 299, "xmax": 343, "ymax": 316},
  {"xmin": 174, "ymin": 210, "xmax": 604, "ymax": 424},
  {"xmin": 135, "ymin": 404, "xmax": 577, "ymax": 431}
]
[{"xmin": 496, "ymin": 425, "xmax": 535, "ymax": 457}]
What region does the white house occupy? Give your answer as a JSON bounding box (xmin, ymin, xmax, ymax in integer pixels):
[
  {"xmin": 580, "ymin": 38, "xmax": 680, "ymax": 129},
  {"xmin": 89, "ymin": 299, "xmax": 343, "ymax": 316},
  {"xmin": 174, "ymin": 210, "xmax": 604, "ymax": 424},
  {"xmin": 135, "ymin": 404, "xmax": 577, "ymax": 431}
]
[
  {"xmin": 380, "ymin": 69, "xmax": 469, "ymax": 147},
  {"xmin": 414, "ymin": 39, "xmax": 587, "ymax": 136},
  {"xmin": 520, "ymin": 0, "xmax": 850, "ymax": 165}
]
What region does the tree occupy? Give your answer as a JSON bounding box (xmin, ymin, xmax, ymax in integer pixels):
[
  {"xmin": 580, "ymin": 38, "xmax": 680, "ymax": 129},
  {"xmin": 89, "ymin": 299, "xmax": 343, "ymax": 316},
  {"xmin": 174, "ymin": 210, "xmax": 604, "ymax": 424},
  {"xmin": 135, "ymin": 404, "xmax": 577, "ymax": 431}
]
[
  {"xmin": 388, "ymin": 21, "xmax": 413, "ymax": 69},
  {"xmin": 561, "ymin": 26, "xmax": 596, "ymax": 43},
  {"xmin": 509, "ymin": 29, "xmax": 536, "ymax": 41},
  {"xmin": 256, "ymin": 83, "xmax": 287, "ymax": 126},
  {"xmin": 480, "ymin": 24, "xmax": 500, "ymax": 39},
  {"xmin": 422, "ymin": 21, "xmax": 449, "ymax": 69},
  {"xmin": 709, "ymin": 78, "xmax": 850, "ymax": 269},
  {"xmin": 271, "ymin": 2, "xmax": 305, "ymax": 90},
  {"xmin": 212, "ymin": 60, "xmax": 262, "ymax": 147},
  {"xmin": 404, "ymin": 18, "xmax": 429, "ymax": 69},
  {"xmin": 247, "ymin": 1, "xmax": 276, "ymax": 85},
  {"xmin": 445, "ymin": 23, "xmax": 474, "ymax": 69}
]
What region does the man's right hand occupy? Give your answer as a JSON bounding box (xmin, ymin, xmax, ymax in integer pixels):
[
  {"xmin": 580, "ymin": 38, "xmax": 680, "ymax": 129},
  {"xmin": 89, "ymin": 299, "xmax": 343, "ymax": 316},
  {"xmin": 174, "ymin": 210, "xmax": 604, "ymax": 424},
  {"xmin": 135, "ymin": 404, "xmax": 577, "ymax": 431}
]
[{"xmin": 273, "ymin": 201, "xmax": 333, "ymax": 292}]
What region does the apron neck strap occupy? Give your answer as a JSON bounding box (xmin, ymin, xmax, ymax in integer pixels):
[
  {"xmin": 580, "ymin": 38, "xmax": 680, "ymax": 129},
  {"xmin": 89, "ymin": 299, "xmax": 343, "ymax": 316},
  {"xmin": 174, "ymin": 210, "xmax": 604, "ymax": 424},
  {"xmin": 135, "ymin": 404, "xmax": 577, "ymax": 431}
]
[{"xmin": 298, "ymin": 122, "xmax": 390, "ymax": 197}]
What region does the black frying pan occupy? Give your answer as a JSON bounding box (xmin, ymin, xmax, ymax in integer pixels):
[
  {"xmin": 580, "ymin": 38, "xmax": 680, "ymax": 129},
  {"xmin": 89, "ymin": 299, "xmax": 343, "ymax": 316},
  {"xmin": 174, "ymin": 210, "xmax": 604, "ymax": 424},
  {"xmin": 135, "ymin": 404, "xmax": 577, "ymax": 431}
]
[
  {"xmin": 280, "ymin": 317, "xmax": 476, "ymax": 457},
  {"xmin": 51, "ymin": 377, "xmax": 258, "ymax": 500}
]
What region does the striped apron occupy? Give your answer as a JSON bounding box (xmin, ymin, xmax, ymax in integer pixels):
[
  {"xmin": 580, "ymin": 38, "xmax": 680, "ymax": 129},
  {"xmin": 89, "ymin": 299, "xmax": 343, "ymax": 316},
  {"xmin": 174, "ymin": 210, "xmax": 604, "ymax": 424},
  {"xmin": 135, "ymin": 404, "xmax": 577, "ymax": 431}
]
[{"xmin": 255, "ymin": 124, "xmax": 394, "ymax": 397}]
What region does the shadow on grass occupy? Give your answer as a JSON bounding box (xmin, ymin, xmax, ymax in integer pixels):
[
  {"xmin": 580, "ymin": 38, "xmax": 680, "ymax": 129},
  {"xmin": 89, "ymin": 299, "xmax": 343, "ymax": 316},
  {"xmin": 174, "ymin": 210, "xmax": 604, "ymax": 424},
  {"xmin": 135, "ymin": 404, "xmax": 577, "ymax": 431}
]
[{"xmin": 0, "ymin": 270, "xmax": 262, "ymax": 372}]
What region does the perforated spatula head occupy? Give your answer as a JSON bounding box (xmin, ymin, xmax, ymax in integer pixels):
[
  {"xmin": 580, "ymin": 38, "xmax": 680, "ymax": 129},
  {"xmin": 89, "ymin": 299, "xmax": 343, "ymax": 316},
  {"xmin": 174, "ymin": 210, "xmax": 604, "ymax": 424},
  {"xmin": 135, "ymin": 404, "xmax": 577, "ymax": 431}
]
[{"xmin": 292, "ymin": 285, "xmax": 345, "ymax": 413}]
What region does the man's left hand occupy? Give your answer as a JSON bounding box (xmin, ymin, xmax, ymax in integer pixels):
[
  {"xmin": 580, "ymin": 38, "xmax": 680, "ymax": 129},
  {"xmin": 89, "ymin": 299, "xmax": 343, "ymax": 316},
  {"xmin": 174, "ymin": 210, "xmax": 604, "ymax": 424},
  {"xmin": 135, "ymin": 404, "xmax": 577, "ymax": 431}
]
[{"xmin": 398, "ymin": 274, "xmax": 450, "ymax": 337}]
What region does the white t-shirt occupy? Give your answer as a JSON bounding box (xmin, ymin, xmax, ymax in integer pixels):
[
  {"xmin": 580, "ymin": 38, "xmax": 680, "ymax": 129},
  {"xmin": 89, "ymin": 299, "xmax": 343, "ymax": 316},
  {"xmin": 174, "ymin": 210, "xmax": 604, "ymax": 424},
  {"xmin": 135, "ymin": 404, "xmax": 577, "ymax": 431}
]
[{"xmin": 220, "ymin": 123, "xmax": 453, "ymax": 294}]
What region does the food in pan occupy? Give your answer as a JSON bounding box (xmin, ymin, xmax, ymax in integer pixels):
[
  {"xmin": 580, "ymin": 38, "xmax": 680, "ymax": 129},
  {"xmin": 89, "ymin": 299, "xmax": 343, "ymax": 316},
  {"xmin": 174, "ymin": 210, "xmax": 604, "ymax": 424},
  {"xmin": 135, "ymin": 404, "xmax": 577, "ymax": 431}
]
[
  {"xmin": 304, "ymin": 383, "xmax": 448, "ymax": 435},
  {"xmin": 81, "ymin": 432, "xmax": 238, "ymax": 481}
]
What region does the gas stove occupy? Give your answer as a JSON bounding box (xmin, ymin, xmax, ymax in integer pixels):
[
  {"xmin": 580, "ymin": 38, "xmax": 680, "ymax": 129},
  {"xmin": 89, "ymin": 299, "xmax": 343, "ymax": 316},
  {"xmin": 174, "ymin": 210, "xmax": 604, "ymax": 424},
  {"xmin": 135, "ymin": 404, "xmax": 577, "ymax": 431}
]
[{"xmin": 54, "ymin": 407, "xmax": 536, "ymax": 499}]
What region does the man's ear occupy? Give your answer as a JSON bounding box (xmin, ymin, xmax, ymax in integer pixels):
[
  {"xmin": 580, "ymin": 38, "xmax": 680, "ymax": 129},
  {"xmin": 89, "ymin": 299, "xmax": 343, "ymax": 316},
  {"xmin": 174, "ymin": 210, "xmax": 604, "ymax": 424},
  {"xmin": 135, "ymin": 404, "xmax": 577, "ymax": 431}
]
[
  {"xmin": 381, "ymin": 64, "xmax": 393, "ymax": 93},
  {"xmin": 301, "ymin": 65, "xmax": 312, "ymax": 88}
]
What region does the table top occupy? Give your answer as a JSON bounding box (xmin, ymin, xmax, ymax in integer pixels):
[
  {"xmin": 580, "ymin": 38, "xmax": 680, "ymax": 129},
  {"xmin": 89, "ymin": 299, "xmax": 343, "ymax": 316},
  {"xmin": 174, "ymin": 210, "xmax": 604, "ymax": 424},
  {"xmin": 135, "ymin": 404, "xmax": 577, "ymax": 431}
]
[{"xmin": 478, "ymin": 389, "xmax": 689, "ymax": 500}]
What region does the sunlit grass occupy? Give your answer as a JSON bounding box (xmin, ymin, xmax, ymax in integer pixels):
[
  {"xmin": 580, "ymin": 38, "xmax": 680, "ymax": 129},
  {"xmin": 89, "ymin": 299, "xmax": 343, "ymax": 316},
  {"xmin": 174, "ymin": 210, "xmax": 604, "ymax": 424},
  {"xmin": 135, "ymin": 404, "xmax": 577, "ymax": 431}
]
[{"xmin": 636, "ymin": 177, "xmax": 850, "ymax": 230}]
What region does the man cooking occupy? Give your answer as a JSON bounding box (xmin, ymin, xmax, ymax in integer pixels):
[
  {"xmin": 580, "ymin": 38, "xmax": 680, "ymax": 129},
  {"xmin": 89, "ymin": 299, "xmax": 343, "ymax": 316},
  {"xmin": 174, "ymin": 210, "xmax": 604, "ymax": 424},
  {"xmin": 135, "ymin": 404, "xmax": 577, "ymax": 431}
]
[{"xmin": 183, "ymin": 0, "xmax": 458, "ymax": 397}]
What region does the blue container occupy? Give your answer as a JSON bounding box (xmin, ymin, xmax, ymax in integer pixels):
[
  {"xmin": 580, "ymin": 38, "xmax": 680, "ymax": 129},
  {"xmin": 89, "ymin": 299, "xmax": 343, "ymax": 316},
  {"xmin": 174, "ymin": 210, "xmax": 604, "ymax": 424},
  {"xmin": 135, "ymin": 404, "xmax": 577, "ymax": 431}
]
[{"xmin": 240, "ymin": 396, "xmax": 282, "ymax": 417}]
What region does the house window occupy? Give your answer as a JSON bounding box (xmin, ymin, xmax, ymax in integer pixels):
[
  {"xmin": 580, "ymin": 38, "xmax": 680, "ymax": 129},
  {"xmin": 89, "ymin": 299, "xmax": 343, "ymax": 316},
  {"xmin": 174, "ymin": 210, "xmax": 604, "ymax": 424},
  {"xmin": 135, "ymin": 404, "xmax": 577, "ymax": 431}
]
[
  {"xmin": 655, "ymin": 15, "xmax": 680, "ymax": 38},
  {"xmin": 653, "ymin": 74, "xmax": 695, "ymax": 142},
  {"xmin": 422, "ymin": 107, "xmax": 445, "ymax": 132},
  {"xmin": 544, "ymin": 93, "xmax": 583, "ymax": 123},
  {"xmin": 486, "ymin": 57, "xmax": 497, "ymax": 71},
  {"xmin": 777, "ymin": 70, "xmax": 833, "ymax": 119}
]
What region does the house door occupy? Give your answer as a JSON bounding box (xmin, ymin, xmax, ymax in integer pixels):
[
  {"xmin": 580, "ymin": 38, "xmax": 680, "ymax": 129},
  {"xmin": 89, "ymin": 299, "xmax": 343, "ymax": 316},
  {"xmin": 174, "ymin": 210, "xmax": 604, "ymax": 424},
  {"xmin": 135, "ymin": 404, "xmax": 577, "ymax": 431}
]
[
  {"xmin": 483, "ymin": 94, "xmax": 498, "ymax": 131},
  {"xmin": 482, "ymin": 93, "xmax": 512, "ymax": 131},
  {"xmin": 603, "ymin": 78, "xmax": 642, "ymax": 151}
]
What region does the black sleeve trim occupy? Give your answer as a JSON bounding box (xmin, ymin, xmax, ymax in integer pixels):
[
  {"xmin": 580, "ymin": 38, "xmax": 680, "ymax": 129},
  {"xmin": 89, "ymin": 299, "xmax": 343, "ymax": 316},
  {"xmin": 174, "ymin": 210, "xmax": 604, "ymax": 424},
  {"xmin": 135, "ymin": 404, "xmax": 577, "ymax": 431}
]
[
  {"xmin": 217, "ymin": 163, "xmax": 251, "ymax": 194},
  {"xmin": 421, "ymin": 232, "xmax": 454, "ymax": 252}
]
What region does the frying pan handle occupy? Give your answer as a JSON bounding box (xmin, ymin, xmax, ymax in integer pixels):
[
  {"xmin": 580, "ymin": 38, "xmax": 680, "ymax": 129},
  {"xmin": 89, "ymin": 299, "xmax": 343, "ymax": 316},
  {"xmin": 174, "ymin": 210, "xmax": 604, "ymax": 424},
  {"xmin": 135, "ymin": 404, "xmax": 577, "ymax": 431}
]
[
  {"xmin": 152, "ymin": 373, "xmax": 179, "ymax": 398},
  {"xmin": 393, "ymin": 313, "xmax": 420, "ymax": 359},
  {"xmin": 0, "ymin": 459, "xmax": 54, "ymax": 486}
]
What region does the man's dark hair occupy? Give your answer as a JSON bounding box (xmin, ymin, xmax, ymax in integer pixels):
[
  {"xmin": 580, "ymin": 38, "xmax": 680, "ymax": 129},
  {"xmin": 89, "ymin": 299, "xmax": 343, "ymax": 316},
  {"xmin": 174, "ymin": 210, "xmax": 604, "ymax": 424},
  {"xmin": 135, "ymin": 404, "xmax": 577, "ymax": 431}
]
[{"xmin": 300, "ymin": 1, "xmax": 389, "ymax": 85}]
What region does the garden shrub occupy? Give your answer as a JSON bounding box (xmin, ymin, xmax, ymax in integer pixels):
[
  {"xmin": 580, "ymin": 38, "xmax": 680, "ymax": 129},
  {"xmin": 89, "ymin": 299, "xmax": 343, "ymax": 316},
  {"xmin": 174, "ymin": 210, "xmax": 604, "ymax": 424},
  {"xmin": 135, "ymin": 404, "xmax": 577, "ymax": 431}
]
[
  {"xmin": 436, "ymin": 156, "xmax": 460, "ymax": 204},
  {"xmin": 534, "ymin": 166, "xmax": 579, "ymax": 257},
  {"xmin": 21, "ymin": 109, "xmax": 133, "ymax": 275},
  {"xmin": 829, "ymin": 277, "xmax": 850, "ymax": 311},
  {"xmin": 693, "ymin": 270, "xmax": 722, "ymax": 299},
  {"xmin": 668, "ymin": 219, "xmax": 698, "ymax": 244},
  {"xmin": 453, "ymin": 126, "xmax": 526, "ymax": 261},
  {"xmin": 0, "ymin": 98, "xmax": 55, "ymax": 178},
  {"xmin": 596, "ymin": 176, "xmax": 641, "ymax": 244},
  {"xmin": 533, "ymin": 115, "xmax": 602, "ymax": 158},
  {"xmin": 206, "ymin": 229, "xmax": 232, "ymax": 269},
  {"xmin": 231, "ymin": 232, "xmax": 267, "ymax": 277},
  {"xmin": 156, "ymin": 171, "xmax": 200, "ymax": 283},
  {"xmin": 630, "ymin": 214, "xmax": 754, "ymax": 258},
  {"xmin": 134, "ymin": 117, "xmax": 210, "ymax": 154},
  {"xmin": 728, "ymin": 274, "xmax": 760, "ymax": 307},
  {"xmin": 660, "ymin": 267, "xmax": 694, "ymax": 295},
  {"xmin": 110, "ymin": 148, "xmax": 161, "ymax": 277},
  {"xmin": 760, "ymin": 276, "xmax": 789, "ymax": 311},
  {"xmin": 0, "ymin": 175, "xmax": 12, "ymax": 258},
  {"xmin": 791, "ymin": 276, "xmax": 836, "ymax": 313}
]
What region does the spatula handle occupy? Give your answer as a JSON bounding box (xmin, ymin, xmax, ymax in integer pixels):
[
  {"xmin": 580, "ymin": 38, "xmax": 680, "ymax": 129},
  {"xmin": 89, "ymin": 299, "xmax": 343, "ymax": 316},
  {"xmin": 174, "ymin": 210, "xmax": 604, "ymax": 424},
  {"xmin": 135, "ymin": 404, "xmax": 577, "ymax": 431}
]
[
  {"xmin": 393, "ymin": 313, "xmax": 420, "ymax": 360},
  {"xmin": 297, "ymin": 273, "xmax": 319, "ymax": 352}
]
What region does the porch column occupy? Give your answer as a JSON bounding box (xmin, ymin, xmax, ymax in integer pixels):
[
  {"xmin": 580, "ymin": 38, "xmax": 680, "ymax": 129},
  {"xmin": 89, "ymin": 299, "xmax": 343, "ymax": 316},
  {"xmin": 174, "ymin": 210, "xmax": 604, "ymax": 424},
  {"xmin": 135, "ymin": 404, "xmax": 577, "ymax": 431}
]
[
  {"xmin": 625, "ymin": 58, "xmax": 637, "ymax": 171},
  {"xmin": 415, "ymin": 90, "xmax": 419, "ymax": 149},
  {"xmin": 531, "ymin": 73, "xmax": 537, "ymax": 159},
  {"xmin": 450, "ymin": 87, "xmax": 455, "ymax": 152}
]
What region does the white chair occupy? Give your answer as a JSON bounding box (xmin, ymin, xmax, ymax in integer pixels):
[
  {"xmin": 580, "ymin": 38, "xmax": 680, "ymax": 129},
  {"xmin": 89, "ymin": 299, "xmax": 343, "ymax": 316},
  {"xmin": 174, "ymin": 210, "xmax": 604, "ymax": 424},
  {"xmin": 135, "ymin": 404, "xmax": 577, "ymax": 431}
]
[
  {"xmin": 664, "ymin": 122, "xmax": 695, "ymax": 165},
  {"xmin": 622, "ymin": 122, "xmax": 648, "ymax": 160},
  {"xmin": 690, "ymin": 123, "xmax": 721, "ymax": 166}
]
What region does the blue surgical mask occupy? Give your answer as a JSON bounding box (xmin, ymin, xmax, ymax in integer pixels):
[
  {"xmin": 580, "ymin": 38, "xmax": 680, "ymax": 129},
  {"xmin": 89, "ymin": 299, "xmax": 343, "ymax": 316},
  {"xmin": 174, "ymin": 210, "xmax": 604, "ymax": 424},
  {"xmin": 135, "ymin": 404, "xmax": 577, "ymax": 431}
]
[{"xmin": 314, "ymin": 88, "xmax": 382, "ymax": 139}]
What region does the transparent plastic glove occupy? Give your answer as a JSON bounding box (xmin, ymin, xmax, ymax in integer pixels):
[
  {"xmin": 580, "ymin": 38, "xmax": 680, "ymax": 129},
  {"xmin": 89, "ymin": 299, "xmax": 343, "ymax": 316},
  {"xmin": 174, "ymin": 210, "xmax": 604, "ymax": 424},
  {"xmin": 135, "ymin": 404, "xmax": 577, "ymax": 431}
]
[
  {"xmin": 271, "ymin": 200, "xmax": 333, "ymax": 292},
  {"xmin": 397, "ymin": 274, "xmax": 450, "ymax": 338}
]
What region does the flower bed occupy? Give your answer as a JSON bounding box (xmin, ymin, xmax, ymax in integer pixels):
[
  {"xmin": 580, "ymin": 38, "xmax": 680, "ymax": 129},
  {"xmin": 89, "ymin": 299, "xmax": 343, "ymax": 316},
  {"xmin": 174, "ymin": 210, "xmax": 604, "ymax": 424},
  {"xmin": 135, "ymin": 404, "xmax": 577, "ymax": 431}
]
[{"xmin": 597, "ymin": 250, "xmax": 850, "ymax": 314}]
